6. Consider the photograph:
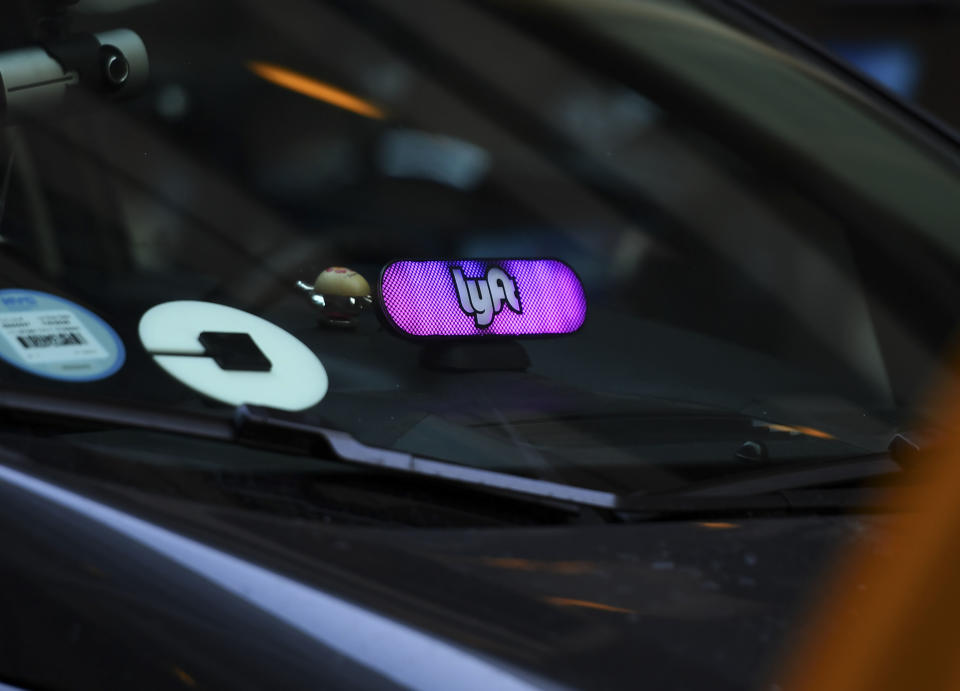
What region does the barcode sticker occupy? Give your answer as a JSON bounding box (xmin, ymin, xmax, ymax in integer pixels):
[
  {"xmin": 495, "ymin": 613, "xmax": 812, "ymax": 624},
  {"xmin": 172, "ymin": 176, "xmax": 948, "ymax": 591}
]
[{"xmin": 0, "ymin": 310, "xmax": 108, "ymax": 364}]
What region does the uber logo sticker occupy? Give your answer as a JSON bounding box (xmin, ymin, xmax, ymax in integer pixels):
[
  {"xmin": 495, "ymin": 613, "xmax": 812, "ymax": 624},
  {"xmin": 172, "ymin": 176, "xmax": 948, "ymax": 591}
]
[
  {"xmin": 139, "ymin": 301, "xmax": 327, "ymax": 411},
  {"xmin": 450, "ymin": 266, "xmax": 522, "ymax": 328}
]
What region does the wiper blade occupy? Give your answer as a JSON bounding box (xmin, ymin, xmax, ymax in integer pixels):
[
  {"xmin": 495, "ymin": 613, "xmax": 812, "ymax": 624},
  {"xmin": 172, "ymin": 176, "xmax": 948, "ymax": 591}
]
[
  {"xmin": 0, "ymin": 390, "xmax": 615, "ymax": 511},
  {"xmin": 235, "ymin": 408, "xmax": 907, "ymax": 515},
  {"xmin": 0, "ymin": 390, "xmax": 907, "ymax": 516},
  {"xmin": 652, "ymin": 453, "xmax": 901, "ymax": 498},
  {"xmin": 0, "ymin": 388, "xmax": 234, "ymax": 440},
  {"xmin": 233, "ymin": 405, "xmax": 623, "ymax": 509}
]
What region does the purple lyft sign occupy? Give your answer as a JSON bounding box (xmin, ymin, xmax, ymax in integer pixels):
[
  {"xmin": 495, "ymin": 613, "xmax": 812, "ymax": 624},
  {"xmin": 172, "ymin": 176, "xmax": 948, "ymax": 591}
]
[{"xmin": 378, "ymin": 259, "xmax": 587, "ymax": 338}]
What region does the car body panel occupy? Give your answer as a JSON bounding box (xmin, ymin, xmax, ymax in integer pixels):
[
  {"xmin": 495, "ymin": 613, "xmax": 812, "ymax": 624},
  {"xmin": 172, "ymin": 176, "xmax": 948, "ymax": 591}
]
[{"xmin": 0, "ymin": 455, "xmax": 893, "ymax": 690}]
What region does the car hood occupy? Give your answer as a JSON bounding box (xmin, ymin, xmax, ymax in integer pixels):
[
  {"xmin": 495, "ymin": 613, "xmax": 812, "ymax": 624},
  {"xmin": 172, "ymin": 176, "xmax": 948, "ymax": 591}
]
[{"xmin": 0, "ymin": 457, "xmax": 893, "ymax": 691}]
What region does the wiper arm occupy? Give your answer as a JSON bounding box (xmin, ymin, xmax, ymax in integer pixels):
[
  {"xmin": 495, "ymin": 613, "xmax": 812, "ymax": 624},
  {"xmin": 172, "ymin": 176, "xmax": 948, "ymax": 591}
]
[
  {"xmin": 233, "ymin": 404, "xmax": 619, "ymax": 510},
  {"xmin": 0, "ymin": 388, "xmax": 235, "ymax": 441},
  {"xmin": 0, "ymin": 389, "xmax": 907, "ymax": 517},
  {"xmin": 0, "ymin": 389, "xmax": 616, "ymax": 512}
]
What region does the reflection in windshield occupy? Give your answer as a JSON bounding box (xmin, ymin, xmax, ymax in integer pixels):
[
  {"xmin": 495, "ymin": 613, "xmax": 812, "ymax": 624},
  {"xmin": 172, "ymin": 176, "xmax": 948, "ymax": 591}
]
[
  {"xmin": 0, "ymin": 0, "xmax": 954, "ymax": 491},
  {"xmin": 247, "ymin": 61, "xmax": 387, "ymax": 120}
]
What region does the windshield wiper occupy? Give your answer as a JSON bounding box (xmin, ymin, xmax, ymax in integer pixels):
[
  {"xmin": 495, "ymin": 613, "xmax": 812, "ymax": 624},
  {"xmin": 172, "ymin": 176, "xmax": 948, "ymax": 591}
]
[
  {"xmin": 0, "ymin": 389, "xmax": 907, "ymax": 517},
  {"xmin": 651, "ymin": 453, "xmax": 901, "ymax": 498},
  {"xmin": 618, "ymin": 453, "xmax": 906, "ymax": 519},
  {"xmin": 0, "ymin": 389, "xmax": 618, "ymax": 512}
]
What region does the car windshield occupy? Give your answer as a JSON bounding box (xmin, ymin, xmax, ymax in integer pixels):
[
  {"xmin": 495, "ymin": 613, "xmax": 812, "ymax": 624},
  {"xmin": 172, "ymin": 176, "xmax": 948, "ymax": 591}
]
[{"xmin": 0, "ymin": 0, "xmax": 957, "ymax": 496}]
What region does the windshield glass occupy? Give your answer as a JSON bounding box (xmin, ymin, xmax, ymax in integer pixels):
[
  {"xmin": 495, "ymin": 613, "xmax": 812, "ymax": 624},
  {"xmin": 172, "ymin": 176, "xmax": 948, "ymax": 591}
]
[{"xmin": 0, "ymin": 0, "xmax": 957, "ymax": 495}]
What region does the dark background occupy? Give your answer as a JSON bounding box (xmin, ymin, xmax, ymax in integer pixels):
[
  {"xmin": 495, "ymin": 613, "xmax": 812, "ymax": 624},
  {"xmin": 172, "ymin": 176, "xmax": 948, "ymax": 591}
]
[
  {"xmin": 755, "ymin": 0, "xmax": 960, "ymax": 131},
  {"xmin": 4, "ymin": 1, "xmax": 960, "ymax": 132}
]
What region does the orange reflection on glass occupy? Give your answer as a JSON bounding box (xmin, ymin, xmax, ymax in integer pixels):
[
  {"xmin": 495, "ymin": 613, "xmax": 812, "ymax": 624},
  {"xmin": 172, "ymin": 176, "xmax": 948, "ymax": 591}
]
[
  {"xmin": 698, "ymin": 521, "xmax": 739, "ymax": 529},
  {"xmin": 543, "ymin": 596, "xmax": 635, "ymax": 614},
  {"xmin": 172, "ymin": 667, "xmax": 197, "ymax": 687},
  {"xmin": 794, "ymin": 425, "xmax": 834, "ymax": 439},
  {"xmin": 759, "ymin": 422, "xmax": 834, "ymax": 439},
  {"xmin": 247, "ymin": 61, "xmax": 385, "ymax": 119}
]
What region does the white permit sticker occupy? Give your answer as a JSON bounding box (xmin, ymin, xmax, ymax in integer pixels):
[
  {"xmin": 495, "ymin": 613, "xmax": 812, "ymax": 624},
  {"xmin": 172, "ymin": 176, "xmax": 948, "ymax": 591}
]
[
  {"xmin": 0, "ymin": 310, "xmax": 109, "ymax": 364},
  {"xmin": 0, "ymin": 290, "xmax": 125, "ymax": 381}
]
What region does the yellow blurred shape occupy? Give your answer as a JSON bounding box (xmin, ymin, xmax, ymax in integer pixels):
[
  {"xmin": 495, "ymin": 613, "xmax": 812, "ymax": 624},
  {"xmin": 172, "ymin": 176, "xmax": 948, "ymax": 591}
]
[
  {"xmin": 698, "ymin": 521, "xmax": 739, "ymax": 529},
  {"xmin": 247, "ymin": 61, "xmax": 385, "ymax": 119},
  {"xmin": 544, "ymin": 596, "xmax": 635, "ymax": 614},
  {"xmin": 781, "ymin": 380, "xmax": 960, "ymax": 691}
]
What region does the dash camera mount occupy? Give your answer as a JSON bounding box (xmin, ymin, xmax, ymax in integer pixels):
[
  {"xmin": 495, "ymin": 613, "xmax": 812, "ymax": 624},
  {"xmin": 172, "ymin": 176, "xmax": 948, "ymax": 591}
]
[{"xmin": 0, "ymin": 0, "xmax": 148, "ymax": 120}]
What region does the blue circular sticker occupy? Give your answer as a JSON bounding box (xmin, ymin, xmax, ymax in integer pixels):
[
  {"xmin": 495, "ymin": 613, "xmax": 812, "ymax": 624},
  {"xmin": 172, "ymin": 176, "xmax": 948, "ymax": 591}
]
[{"xmin": 0, "ymin": 290, "xmax": 125, "ymax": 382}]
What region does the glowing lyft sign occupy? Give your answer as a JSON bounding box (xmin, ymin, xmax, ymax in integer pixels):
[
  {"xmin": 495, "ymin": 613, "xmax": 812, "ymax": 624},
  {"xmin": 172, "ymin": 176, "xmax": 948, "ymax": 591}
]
[{"xmin": 379, "ymin": 259, "xmax": 586, "ymax": 338}]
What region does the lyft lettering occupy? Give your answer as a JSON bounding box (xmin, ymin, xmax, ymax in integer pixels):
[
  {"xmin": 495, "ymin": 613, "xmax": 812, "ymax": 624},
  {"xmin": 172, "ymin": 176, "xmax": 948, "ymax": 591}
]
[{"xmin": 451, "ymin": 266, "xmax": 522, "ymax": 328}]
